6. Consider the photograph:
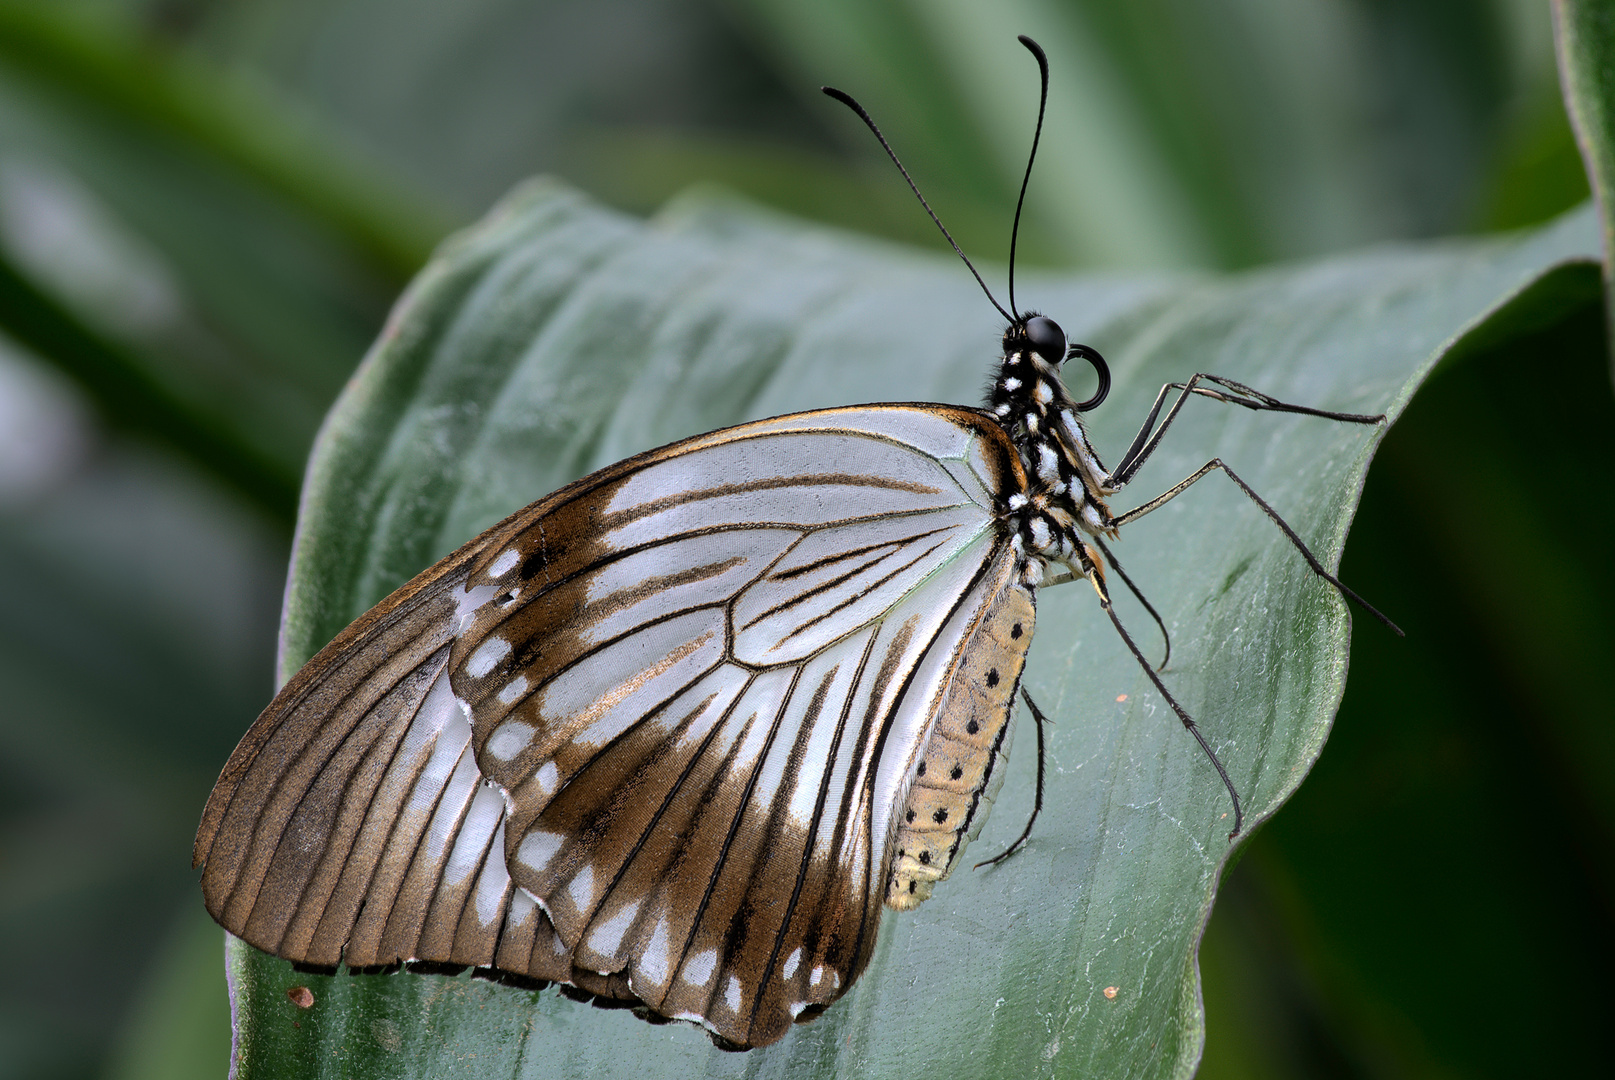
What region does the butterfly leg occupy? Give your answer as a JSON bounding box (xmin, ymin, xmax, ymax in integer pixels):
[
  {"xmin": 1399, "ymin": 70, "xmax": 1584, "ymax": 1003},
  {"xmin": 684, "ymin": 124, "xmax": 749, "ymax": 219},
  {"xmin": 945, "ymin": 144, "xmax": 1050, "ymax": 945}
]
[
  {"xmin": 1109, "ymin": 372, "xmax": 1384, "ymax": 487},
  {"xmin": 1076, "ymin": 548, "xmax": 1246, "ymax": 838},
  {"xmin": 1042, "ymin": 540, "xmax": 1171, "ymax": 670},
  {"xmin": 1090, "ymin": 536, "xmax": 1170, "ymax": 670},
  {"xmin": 973, "ymin": 686, "xmax": 1047, "ymax": 870},
  {"xmin": 1111, "ymin": 457, "xmax": 1402, "ymax": 635}
]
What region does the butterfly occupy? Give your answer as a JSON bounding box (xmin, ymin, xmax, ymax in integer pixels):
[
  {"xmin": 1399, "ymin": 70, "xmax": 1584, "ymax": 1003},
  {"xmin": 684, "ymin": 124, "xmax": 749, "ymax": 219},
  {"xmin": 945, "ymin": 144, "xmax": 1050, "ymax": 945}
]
[{"xmin": 193, "ymin": 36, "xmax": 1395, "ymax": 1052}]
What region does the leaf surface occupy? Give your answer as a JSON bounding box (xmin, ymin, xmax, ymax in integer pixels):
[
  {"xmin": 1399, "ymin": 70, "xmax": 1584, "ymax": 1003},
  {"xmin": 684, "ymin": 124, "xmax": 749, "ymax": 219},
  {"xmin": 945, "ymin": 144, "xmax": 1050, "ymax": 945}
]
[
  {"xmin": 227, "ymin": 182, "xmax": 1599, "ymax": 1079},
  {"xmin": 1554, "ymin": 0, "xmax": 1615, "ymax": 374}
]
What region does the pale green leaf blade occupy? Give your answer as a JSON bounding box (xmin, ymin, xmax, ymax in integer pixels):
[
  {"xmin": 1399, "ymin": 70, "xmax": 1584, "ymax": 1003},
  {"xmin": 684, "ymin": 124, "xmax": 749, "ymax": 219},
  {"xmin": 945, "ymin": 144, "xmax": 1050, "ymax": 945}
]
[
  {"xmin": 1553, "ymin": 0, "xmax": 1615, "ymax": 373},
  {"xmin": 229, "ymin": 183, "xmax": 1599, "ymax": 1079}
]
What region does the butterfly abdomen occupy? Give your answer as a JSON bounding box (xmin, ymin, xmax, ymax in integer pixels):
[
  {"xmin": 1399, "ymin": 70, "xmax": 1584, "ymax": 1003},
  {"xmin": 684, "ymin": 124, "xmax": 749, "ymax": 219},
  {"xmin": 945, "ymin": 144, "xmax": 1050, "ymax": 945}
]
[{"xmin": 886, "ymin": 579, "xmax": 1035, "ymax": 910}]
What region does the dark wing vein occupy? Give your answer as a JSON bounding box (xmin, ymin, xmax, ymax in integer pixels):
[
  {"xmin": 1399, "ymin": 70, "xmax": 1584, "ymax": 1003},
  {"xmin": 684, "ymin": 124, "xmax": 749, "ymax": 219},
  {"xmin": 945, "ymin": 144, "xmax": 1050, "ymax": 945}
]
[
  {"xmin": 772, "ymin": 536, "xmax": 955, "ymax": 645},
  {"xmin": 743, "ymin": 630, "xmax": 879, "ymax": 1031}
]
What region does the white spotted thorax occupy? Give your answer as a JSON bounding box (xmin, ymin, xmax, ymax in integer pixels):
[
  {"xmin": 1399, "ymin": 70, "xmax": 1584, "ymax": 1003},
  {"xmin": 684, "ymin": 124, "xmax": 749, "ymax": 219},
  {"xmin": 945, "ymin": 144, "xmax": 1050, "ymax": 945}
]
[{"xmin": 991, "ymin": 314, "xmax": 1118, "ymax": 588}]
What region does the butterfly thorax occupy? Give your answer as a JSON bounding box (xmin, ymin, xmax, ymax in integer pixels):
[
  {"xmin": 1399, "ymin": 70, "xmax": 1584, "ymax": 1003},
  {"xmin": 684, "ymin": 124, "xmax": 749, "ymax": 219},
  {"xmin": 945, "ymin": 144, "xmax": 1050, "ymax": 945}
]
[{"xmin": 988, "ymin": 317, "xmax": 1117, "ymax": 584}]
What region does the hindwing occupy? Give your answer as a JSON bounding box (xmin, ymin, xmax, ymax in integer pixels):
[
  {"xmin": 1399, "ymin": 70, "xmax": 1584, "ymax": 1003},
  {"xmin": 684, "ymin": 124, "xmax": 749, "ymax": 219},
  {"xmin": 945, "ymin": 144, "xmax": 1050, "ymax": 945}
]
[{"xmin": 194, "ymin": 405, "xmax": 1033, "ymax": 1049}]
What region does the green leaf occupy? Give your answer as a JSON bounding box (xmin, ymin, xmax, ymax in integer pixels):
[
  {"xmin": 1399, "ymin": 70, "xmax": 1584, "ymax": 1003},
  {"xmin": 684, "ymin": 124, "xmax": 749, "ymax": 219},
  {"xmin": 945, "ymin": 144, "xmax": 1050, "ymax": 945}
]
[
  {"xmin": 1198, "ymin": 286, "xmax": 1615, "ymax": 1078},
  {"xmin": 228, "ymin": 182, "xmax": 1599, "ymax": 1078},
  {"xmin": 1554, "ymin": 0, "xmax": 1615, "ymax": 373}
]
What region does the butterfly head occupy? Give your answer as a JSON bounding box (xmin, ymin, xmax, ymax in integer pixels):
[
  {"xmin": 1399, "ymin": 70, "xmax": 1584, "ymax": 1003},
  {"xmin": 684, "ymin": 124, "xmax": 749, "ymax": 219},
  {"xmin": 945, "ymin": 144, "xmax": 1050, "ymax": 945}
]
[
  {"xmin": 1005, "ymin": 314, "xmax": 1067, "ymax": 365},
  {"xmin": 998, "ymin": 312, "xmax": 1111, "ymax": 414}
]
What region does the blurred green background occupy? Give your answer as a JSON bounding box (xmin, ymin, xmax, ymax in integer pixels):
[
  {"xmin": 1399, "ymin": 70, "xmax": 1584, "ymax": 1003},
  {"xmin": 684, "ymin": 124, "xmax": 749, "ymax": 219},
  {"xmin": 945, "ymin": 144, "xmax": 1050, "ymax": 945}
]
[{"xmin": 0, "ymin": 1, "xmax": 1606, "ymax": 1078}]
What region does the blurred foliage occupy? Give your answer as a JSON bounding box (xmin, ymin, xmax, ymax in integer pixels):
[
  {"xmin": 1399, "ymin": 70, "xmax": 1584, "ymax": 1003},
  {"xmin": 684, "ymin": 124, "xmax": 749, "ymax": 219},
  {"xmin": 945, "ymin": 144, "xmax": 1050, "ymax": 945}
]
[
  {"xmin": 1554, "ymin": 0, "xmax": 1615, "ymax": 354},
  {"xmin": 0, "ymin": 1, "xmax": 1606, "ymax": 1079},
  {"xmin": 1199, "ymin": 280, "xmax": 1615, "ymax": 1080}
]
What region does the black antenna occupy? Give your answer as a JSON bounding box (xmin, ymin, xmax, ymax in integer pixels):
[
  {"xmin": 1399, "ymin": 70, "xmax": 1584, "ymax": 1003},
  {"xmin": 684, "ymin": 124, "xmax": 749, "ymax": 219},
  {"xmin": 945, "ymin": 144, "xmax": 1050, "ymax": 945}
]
[
  {"xmin": 1007, "ymin": 35, "xmax": 1049, "ymax": 319},
  {"xmin": 821, "ymin": 86, "xmax": 1012, "ymax": 323}
]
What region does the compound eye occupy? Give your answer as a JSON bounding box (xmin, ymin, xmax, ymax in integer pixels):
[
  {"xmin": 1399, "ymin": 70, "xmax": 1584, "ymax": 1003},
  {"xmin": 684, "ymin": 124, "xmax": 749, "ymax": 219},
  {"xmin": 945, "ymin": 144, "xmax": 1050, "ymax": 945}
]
[{"xmin": 1023, "ymin": 316, "xmax": 1067, "ymax": 364}]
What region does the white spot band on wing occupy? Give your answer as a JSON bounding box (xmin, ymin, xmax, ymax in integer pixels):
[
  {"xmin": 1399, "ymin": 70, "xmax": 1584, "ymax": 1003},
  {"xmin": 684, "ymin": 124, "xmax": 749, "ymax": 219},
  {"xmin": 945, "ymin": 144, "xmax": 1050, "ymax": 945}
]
[
  {"xmin": 586, "ymin": 898, "xmax": 642, "ymax": 957},
  {"xmin": 485, "ymin": 720, "xmax": 534, "ymax": 761},
  {"xmin": 488, "ymin": 548, "xmax": 520, "ymax": 578},
  {"xmin": 516, "ymin": 831, "xmax": 564, "ymax": 875},
  {"xmin": 683, "ymin": 949, "xmax": 717, "ymax": 988},
  {"xmin": 465, "ymin": 636, "xmax": 510, "ymax": 678}
]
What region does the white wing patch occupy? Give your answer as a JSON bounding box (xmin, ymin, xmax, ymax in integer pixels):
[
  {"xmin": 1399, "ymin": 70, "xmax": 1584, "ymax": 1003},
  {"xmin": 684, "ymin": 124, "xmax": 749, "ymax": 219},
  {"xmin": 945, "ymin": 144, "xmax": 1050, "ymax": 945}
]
[
  {"xmin": 683, "ymin": 949, "xmax": 717, "ymax": 988},
  {"xmin": 485, "ymin": 720, "xmax": 534, "ymax": 761},
  {"xmin": 516, "ymin": 830, "xmax": 563, "ymax": 874},
  {"xmin": 465, "ymin": 637, "xmax": 510, "ymax": 678},
  {"xmin": 730, "ymin": 505, "xmax": 992, "ymax": 665}
]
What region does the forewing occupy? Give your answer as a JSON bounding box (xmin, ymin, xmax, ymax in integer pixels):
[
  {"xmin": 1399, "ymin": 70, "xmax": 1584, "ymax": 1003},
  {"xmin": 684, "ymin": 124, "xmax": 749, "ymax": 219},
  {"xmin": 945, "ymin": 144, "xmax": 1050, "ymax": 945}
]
[{"xmin": 194, "ymin": 405, "xmax": 1028, "ymax": 1049}]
